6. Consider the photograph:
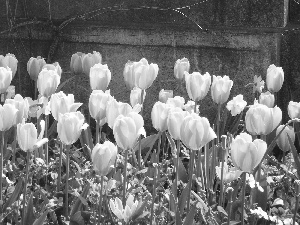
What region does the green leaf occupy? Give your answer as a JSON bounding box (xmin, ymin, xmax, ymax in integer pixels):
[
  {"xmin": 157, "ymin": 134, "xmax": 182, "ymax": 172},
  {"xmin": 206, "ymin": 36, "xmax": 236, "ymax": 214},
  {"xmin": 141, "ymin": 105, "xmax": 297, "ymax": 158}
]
[
  {"xmin": 138, "ymin": 134, "xmax": 158, "ymax": 162},
  {"xmin": 130, "ymin": 195, "xmax": 150, "ymax": 222},
  {"xmin": 79, "ymin": 127, "xmax": 93, "ymax": 161},
  {"xmin": 217, "ymin": 206, "xmax": 228, "ymax": 216},
  {"xmin": 24, "ymin": 193, "xmax": 35, "ymax": 225},
  {"xmin": 32, "ymin": 210, "xmax": 48, "ymax": 225},
  {"xmin": 183, "ymin": 203, "xmax": 196, "ymax": 225},
  {"xmin": 70, "ymin": 211, "xmax": 85, "ymax": 225},
  {"xmin": 56, "ymin": 76, "xmax": 76, "ymax": 93},
  {"xmin": 178, "ymin": 184, "xmax": 189, "ymax": 216},
  {"xmin": 70, "ymin": 182, "xmax": 90, "ymax": 216},
  {"xmin": 176, "ymin": 206, "xmax": 183, "ymax": 225},
  {"xmin": 288, "ymin": 134, "xmax": 300, "ymax": 178},
  {"xmin": 3, "ymin": 178, "xmax": 23, "ymax": 211}
]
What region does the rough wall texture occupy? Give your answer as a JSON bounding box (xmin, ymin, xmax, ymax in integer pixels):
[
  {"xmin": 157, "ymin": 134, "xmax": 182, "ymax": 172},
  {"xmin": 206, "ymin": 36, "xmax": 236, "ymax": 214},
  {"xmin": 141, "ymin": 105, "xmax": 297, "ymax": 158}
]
[{"xmin": 0, "ymin": 0, "xmax": 297, "ymax": 133}]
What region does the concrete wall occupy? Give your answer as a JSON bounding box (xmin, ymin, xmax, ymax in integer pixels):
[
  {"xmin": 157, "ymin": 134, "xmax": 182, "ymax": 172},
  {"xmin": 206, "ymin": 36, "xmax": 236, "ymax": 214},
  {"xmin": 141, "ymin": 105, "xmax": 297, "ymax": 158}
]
[{"xmin": 0, "ymin": 0, "xmax": 298, "ymax": 132}]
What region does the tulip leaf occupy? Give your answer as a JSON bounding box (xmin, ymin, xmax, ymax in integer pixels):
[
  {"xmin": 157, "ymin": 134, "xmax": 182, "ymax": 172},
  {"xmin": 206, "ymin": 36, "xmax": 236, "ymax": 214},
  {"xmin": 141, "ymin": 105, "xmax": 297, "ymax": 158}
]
[
  {"xmin": 23, "ymin": 192, "xmax": 35, "ymax": 225},
  {"xmin": 183, "ymin": 203, "xmax": 196, "ymax": 225},
  {"xmin": 140, "ymin": 134, "xmax": 159, "ymax": 162},
  {"xmin": 178, "ymin": 184, "xmax": 189, "ymax": 216},
  {"xmin": 47, "ymin": 120, "xmax": 57, "ymax": 138},
  {"xmin": 70, "ymin": 211, "xmax": 85, "ymax": 225},
  {"xmin": 79, "ymin": 127, "xmax": 93, "ymax": 161},
  {"xmin": 32, "ymin": 210, "xmax": 48, "ymax": 225},
  {"xmin": 3, "ymin": 178, "xmax": 23, "ymax": 211},
  {"xmin": 176, "ymin": 206, "xmax": 183, "ymax": 225},
  {"xmin": 130, "ymin": 196, "xmax": 150, "ymax": 221},
  {"xmin": 288, "ymin": 134, "xmax": 300, "ymax": 178},
  {"xmin": 56, "ymin": 76, "xmax": 76, "ymax": 93},
  {"xmin": 169, "ymin": 181, "xmax": 177, "ymax": 213},
  {"xmin": 70, "ymin": 182, "xmax": 90, "ymax": 216}
]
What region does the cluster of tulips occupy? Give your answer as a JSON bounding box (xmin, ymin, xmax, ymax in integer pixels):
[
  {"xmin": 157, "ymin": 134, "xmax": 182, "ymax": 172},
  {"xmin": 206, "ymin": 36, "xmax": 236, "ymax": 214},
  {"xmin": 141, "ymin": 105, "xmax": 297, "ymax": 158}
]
[{"xmin": 0, "ymin": 50, "xmax": 299, "ymax": 225}]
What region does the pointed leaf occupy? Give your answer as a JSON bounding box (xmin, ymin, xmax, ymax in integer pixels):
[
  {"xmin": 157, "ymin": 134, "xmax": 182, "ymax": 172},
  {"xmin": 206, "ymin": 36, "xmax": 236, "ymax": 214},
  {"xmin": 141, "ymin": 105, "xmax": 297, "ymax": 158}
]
[
  {"xmin": 32, "ymin": 210, "xmax": 48, "ymax": 225},
  {"xmin": 183, "ymin": 203, "xmax": 196, "ymax": 225},
  {"xmin": 217, "ymin": 206, "xmax": 228, "ymax": 216},
  {"xmin": 79, "ymin": 126, "xmax": 93, "ymax": 161},
  {"xmin": 3, "ymin": 178, "xmax": 23, "ymax": 211},
  {"xmin": 288, "ymin": 134, "xmax": 300, "ymax": 178},
  {"xmin": 176, "ymin": 206, "xmax": 183, "ymax": 225},
  {"xmin": 56, "ymin": 76, "xmax": 76, "ymax": 93},
  {"xmin": 24, "ymin": 193, "xmax": 35, "ymax": 225},
  {"xmin": 70, "ymin": 182, "xmax": 90, "ymax": 216},
  {"xmin": 178, "ymin": 184, "xmax": 189, "ymax": 216},
  {"xmin": 70, "ymin": 211, "xmax": 85, "ymax": 225},
  {"xmin": 130, "ymin": 196, "xmax": 150, "ymax": 221}
]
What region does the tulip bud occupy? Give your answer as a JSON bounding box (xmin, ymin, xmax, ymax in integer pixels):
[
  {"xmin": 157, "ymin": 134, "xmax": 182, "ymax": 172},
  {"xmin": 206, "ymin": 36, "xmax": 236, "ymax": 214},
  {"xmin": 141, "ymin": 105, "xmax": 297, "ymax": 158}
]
[
  {"xmin": 167, "ymin": 108, "xmax": 189, "ymax": 140},
  {"xmin": 288, "ymin": 101, "xmax": 300, "ymax": 119},
  {"xmin": 37, "ymin": 68, "xmax": 61, "ymax": 98},
  {"xmin": 0, "ymin": 103, "xmax": 18, "ymax": 131},
  {"xmin": 166, "ymin": 96, "xmax": 185, "ymax": 109},
  {"xmin": 50, "ymin": 91, "xmax": 82, "ymax": 121},
  {"xmin": 89, "ymin": 63, "xmax": 111, "ymax": 91},
  {"xmin": 70, "ymin": 52, "xmax": 85, "ymax": 75},
  {"xmin": 82, "ymin": 51, "xmax": 102, "ymax": 76},
  {"xmin": 5, "ymin": 94, "xmax": 29, "ymax": 124},
  {"xmin": 259, "ymin": 91, "xmax": 275, "ymax": 108},
  {"xmin": 89, "ymin": 90, "xmax": 112, "ymax": 123},
  {"xmin": 151, "ymin": 101, "xmax": 171, "ymax": 132},
  {"xmin": 130, "ymin": 87, "xmax": 145, "ymax": 107},
  {"xmin": 17, "ymin": 120, "xmax": 48, "ymax": 152},
  {"xmin": 27, "ymin": 56, "xmax": 46, "ymax": 81},
  {"xmin": 92, "ymin": 141, "xmax": 117, "ymax": 176},
  {"xmin": 230, "ymin": 133, "xmax": 267, "ymax": 173},
  {"xmin": 245, "ymin": 103, "xmax": 282, "ymax": 135},
  {"xmin": 174, "ymin": 58, "xmax": 190, "ymax": 80},
  {"xmin": 57, "ymin": 111, "xmax": 88, "ymax": 145},
  {"xmin": 123, "ymin": 61, "xmax": 136, "ymax": 90},
  {"xmin": 106, "ymin": 99, "xmax": 133, "ymax": 129},
  {"xmin": 42, "ymin": 62, "xmax": 62, "ymax": 76},
  {"xmin": 159, "ymin": 89, "xmax": 173, "ymax": 103},
  {"xmin": 133, "ymin": 58, "xmax": 158, "ymax": 90},
  {"xmin": 276, "ymin": 125, "xmax": 295, "ymax": 152},
  {"xmin": 113, "ymin": 112, "xmax": 145, "ymax": 150},
  {"xmin": 226, "ymin": 94, "xmax": 247, "ymax": 116},
  {"xmin": 0, "ymin": 54, "xmax": 18, "ymax": 78},
  {"xmin": 211, "ymin": 75, "xmax": 233, "ymax": 105},
  {"xmin": 0, "ymin": 67, "xmax": 12, "ymax": 94},
  {"xmin": 185, "ymin": 72, "xmax": 211, "ymax": 101},
  {"xmin": 266, "ymin": 64, "xmax": 284, "ymax": 93},
  {"xmin": 180, "ymin": 113, "xmax": 216, "ymax": 150}
]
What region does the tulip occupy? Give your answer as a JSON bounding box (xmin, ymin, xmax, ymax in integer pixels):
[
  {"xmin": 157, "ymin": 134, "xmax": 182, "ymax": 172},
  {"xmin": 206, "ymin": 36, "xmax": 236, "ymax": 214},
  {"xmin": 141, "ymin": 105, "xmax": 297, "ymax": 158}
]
[
  {"xmin": 130, "ymin": 87, "xmax": 145, "ymax": 107},
  {"xmin": 230, "ymin": 133, "xmax": 267, "ymax": 173},
  {"xmin": 123, "ymin": 61, "xmax": 136, "ymax": 90},
  {"xmin": 5, "ymin": 94, "xmax": 29, "ymax": 124},
  {"xmin": 276, "ymin": 125, "xmax": 295, "ymax": 152},
  {"xmin": 226, "ymin": 94, "xmax": 247, "ymax": 116},
  {"xmin": 42, "ymin": 62, "xmax": 62, "ymax": 76},
  {"xmin": 0, "ymin": 67, "xmax": 12, "ymax": 94},
  {"xmin": 70, "ymin": 52, "xmax": 85, "ymax": 75},
  {"xmin": 288, "ymin": 101, "xmax": 300, "ymax": 119},
  {"xmin": 159, "ymin": 89, "xmax": 173, "ymax": 103},
  {"xmin": 151, "ymin": 101, "xmax": 171, "ymax": 132},
  {"xmin": 82, "ymin": 51, "xmax": 102, "ymax": 76},
  {"xmin": 180, "ymin": 113, "xmax": 216, "ymax": 150},
  {"xmin": 167, "ymin": 108, "xmax": 189, "ymax": 140},
  {"xmin": 215, "ymin": 163, "xmax": 242, "ymax": 183},
  {"xmin": 106, "ymin": 99, "xmax": 135, "ymax": 129},
  {"xmin": 27, "ymin": 56, "xmax": 46, "ymax": 81},
  {"xmin": 89, "ymin": 90, "xmax": 112, "ymax": 123},
  {"xmin": 174, "ymin": 57, "xmax": 190, "ymax": 80},
  {"xmin": 50, "ymin": 91, "xmax": 82, "ymax": 121},
  {"xmin": 211, "ymin": 75, "xmax": 233, "ymax": 105},
  {"xmin": 37, "ymin": 68, "xmax": 61, "ymax": 98},
  {"xmin": 6, "ymin": 85, "xmax": 15, "ymax": 99},
  {"xmin": 57, "ymin": 111, "xmax": 88, "ymax": 145},
  {"xmin": 183, "ymin": 100, "xmax": 199, "ymax": 114},
  {"xmin": 266, "ymin": 64, "xmax": 284, "ymax": 93},
  {"xmin": 185, "ymin": 72, "xmax": 211, "ymax": 101},
  {"xmin": 17, "ymin": 119, "xmax": 48, "ymax": 152},
  {"xmin": 92, "ymin": 141, "xmax": 117, "ymax": 176},
  {"xmin": 110, "ymin": 194, "xmax": 142, "ymax": 223},
  {"xmin": 166, "ymin": 96, "xmax": 185, "ymax": 109},
  {"xmin": 89, "ymin": 63, "xmax": 111, "ymax": 91},
  {"xmin": 259, "ymin": 91, "xmax": 275, "ymax": 108},
  {"xmin": 133, "ymin": 58, "xmax": 158, "ymax": 90},
  {"xmin": 245, "ymin": 103, "xmax": 282, "ymax": 135},
  {"xmin": 0, "ymin": 103, "xmax": 18, "ymax": 131},
  {"xmin": 113, "ymin": 112, "xmax": 145, "ymax": 150},
  {"xmin": 0, "ymin": 53, "xmax": 18, "ymax": 78}
]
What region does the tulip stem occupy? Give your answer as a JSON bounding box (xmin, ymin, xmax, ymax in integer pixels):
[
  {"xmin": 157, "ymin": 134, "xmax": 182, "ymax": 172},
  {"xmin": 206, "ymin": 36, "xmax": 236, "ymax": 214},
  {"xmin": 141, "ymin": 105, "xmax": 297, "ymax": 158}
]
[
  {"xmin": 22, "ymin": 151, "xmax": 31, "ymax": 225},
  {"xmin": 0, "ymin": 131, "xmax": 4, "ymax": 206},
  {"xmin": 65, "ymin": 145, "xmax": 70, "ymax": 220},
  {"xmin": 123, "ymin": 149, "xmax": 128, "ymax": 206},
  {"xmin": 45, "ymin": 114, "xmax": 49, "ymax": 190},
  {"xmin": 227, "ymin": 188, "xmax": 234, "ymax": 225},
  {"xmin": 98, "ymin": 175, "xmax": 104, "ymax": 224},
  {"xmin": 57, "ymin": 141, "xmax": 63, "ymax": 192},
  {"xmin": 187, "ymin": 150, "xmax": 196, "ymax": 212},
  {"xmin": 241, "ymin": 172, "xmax": 246, "ymax": 225},
  {"xmin": 12, "ymin": 126, "xmax": 17, "ymax": 165},
  {"xmin": 174, "ymin": 140, "xmax": 181, "ymax": 202},
  {"xmin": 138, "ymin": 89, "xmax": 145, "ymax": 169},
  {"xmin": 34, "ymin": 80, "xmax": 37, "ymax": 100},
  {"xmin": 217, "ymin": 104, "xmax": 221, "ymax": 144},
  {"xmin": 197, "ymin": 151, "xmax": 205, "ymax": 192},
  {"xmin": 96, "ymin": 122, "xmax": 101, "ymax": 144}
]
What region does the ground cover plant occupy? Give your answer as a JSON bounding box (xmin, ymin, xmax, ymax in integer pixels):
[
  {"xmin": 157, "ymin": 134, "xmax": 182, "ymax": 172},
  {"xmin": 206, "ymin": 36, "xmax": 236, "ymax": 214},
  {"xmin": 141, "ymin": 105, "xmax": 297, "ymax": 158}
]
[{"xmin": 0, "ymin": 52, "xmax": 299, "ymax": 225}]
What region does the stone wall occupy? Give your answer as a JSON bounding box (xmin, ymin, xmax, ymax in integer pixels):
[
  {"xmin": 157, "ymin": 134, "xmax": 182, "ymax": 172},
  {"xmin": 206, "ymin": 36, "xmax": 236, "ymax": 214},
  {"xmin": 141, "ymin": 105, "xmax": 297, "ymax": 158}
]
[{"xmin": 0, "ymin": 0, "xmax": 298, "ymax": 132}]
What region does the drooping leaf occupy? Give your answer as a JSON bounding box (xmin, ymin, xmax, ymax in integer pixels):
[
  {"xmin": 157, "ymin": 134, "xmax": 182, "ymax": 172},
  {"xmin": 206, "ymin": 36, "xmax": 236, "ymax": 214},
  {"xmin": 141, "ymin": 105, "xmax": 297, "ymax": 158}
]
[
  {"xmin": 3, "ymin": 178, "xmax": 23, "ymax": 211},
  {"xmin": 217, "ymin": 206, "xmax": 228, "ymax": 216}
]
